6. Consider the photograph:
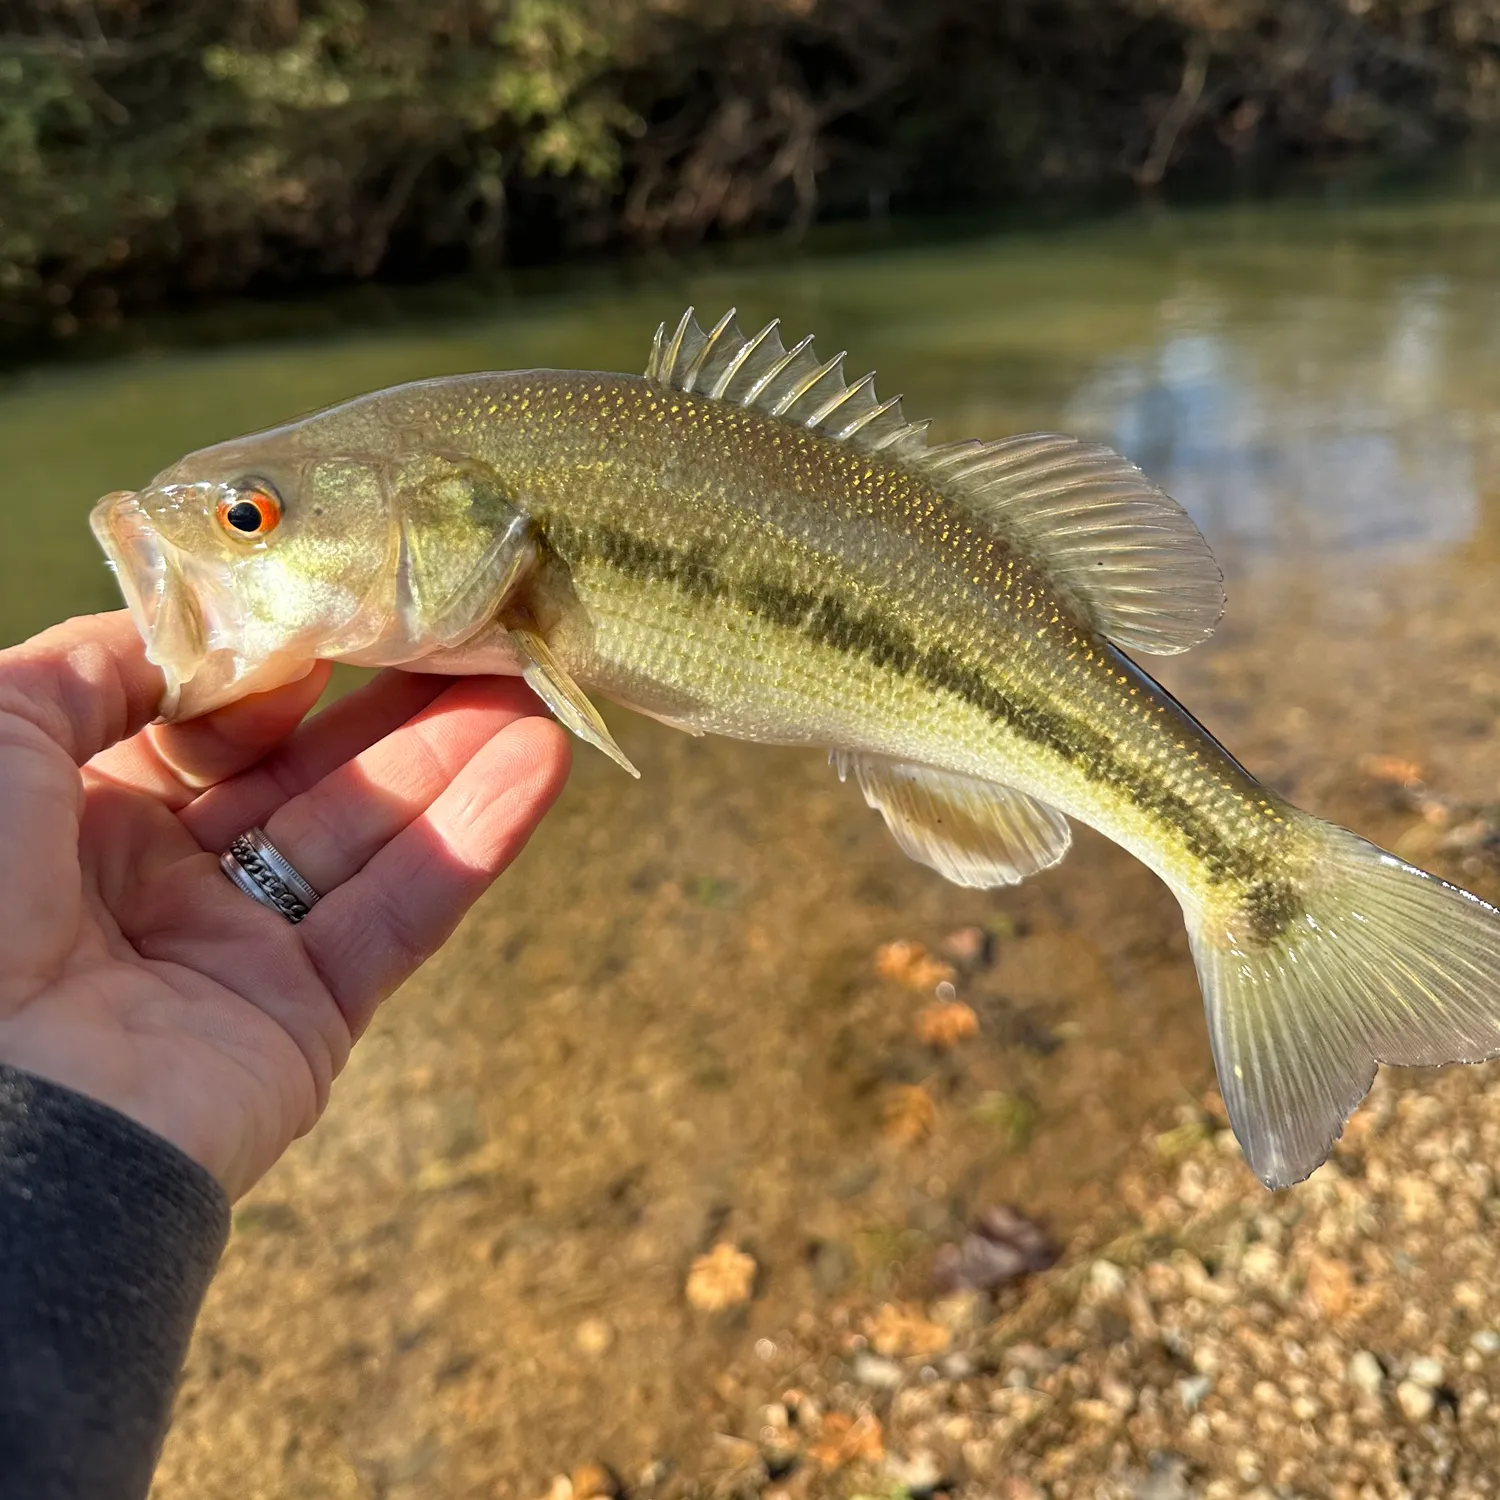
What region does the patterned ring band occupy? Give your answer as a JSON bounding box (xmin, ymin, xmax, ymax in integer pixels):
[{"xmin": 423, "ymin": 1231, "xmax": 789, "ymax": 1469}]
[{"xmin": 220, "ymin": 828, "xmax": 322, "ymax": 925}]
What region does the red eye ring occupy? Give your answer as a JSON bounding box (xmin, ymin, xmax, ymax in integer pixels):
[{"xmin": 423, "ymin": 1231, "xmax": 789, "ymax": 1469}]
[{"xmin": 217, "ymin": 484, "xmax": 282, "ymax": 539}]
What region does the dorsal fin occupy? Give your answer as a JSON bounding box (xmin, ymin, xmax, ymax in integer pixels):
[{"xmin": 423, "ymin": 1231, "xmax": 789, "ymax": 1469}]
[
  {"xmin": 645, "ymin": 308, "xmax": 1224, "ymax": 656},
  {"xmin": 911, "ymin": 433, "xmax": 1224, "ymax": 655},
  {"xmin": 646, "ymin": 307, "xmax": 930, "ymax": 459}
]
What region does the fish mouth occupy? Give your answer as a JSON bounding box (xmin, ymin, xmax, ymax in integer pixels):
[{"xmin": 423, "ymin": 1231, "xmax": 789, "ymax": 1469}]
[{"xmin": 90, "ymin": 490, "xmax": 206, "ymax": 716}]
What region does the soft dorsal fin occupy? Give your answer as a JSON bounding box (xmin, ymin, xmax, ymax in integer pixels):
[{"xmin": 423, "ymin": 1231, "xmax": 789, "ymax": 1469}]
[
  {"xmin": 646, "ymin": 309, "xmax": 1223, "ymax": 656},
  {"xmin": 911, "ymin": 433, "xmax": 1224, "ymax": 655}
]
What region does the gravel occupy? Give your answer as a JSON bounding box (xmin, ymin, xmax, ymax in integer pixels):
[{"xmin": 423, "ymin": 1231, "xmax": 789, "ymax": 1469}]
[
  {"xmin": 1346, "ymin": 1350, "xmax": 1384, "ymax": 1396},
  {"xmin": 697, "ymin": 1064, "xmax": 1500, "ymax": 1499}
]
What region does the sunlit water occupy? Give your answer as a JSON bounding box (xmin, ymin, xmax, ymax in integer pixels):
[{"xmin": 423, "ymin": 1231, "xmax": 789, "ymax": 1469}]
[
  {"xmin": 3, "ymin": 185, "xmax": 1498, "ymax": 646},
  {"xmin": 6, "ymin": 181, "xmax": 1500, "ymax": 1495}
]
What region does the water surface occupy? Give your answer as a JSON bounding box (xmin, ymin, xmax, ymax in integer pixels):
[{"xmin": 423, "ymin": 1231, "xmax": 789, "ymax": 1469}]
[
  {"xmin": 4, "ymin": 183, "xmax": 1500, "ymax": 1496},
  {"xmin": 5, "ymin": 185, "xmax": 1498, "ymax": 642}
]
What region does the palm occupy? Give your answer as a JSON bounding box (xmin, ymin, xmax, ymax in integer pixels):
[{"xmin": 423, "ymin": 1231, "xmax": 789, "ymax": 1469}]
[
  {"xmin": 0, "ymin": 615, "xmax": 569, "ymax": 1199},
  {"xmin": 9, "ymin": 772, "xmax": 330, "ymax": 1200}
]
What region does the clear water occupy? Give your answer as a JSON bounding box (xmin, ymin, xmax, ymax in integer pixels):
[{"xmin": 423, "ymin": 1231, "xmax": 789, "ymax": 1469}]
[
  {"xmin": 7, "ymin": 179, "xmax": 1500, "ymax": 1495},
  {"xmin": 3, "ymin": 183, "xmax": 1497, "ymax": 650}
]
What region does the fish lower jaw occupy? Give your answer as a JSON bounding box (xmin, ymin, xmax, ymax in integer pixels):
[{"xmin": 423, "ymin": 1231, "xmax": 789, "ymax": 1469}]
[
  {"xmin": 147, "ymin": 661, "xmax": 184, "ymax": 720},
  {"xmin": 151, "ymin": 647, "xmax": 319, "ymax": 723}
]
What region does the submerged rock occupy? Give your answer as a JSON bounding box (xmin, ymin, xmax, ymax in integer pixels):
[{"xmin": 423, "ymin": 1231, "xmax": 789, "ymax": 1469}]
[{"xmin": 930, "ymin": 1205, "xmax": 1056, "ymax": 1293}]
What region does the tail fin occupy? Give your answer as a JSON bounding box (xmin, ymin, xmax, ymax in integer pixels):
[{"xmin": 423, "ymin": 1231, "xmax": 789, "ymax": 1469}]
[{"xmin": 1186, "ymin": 823, "xmax": 1500, "ymax": 1189}]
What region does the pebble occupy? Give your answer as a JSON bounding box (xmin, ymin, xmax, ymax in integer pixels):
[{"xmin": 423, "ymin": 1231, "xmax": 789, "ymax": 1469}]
[
  {"xmin": 1396, "ymin": 1379, "xmax": 1436, "ymax": 1422},
  {"xmin": 711, "ymin": 1054, "xmax": 1500, "ymax": 1494},
  {"xmin": 1128, "ymin": 1452, "xmax": 1196, "ymax": 1500},
  {"xmin": 929, "ymin": 1291, "xmax": 982, "ymax": 1332},
  {"xmin": 635, "ymin": 1460, "xmax": 670, "ymax": 1490},
  {"xmin": 939, "ymin": 925, "xmax": 992, "ymax": 968},
  {"xmin": 852, "ymin": 1350, "xmax": 905, "ymax": 1389},
  {"xmin": 1346, "ymin": 1350, "xmax": 1384, "ymax": 1395},
  {"xmin": 1178, "ymin": 1373, "xmax": 1213, "ymax": 1411},
  {"xmin": 1088, "ymin": 1259, "xmax": 1127, "ymax": 1299},
  {"xmin": 1002, "ymin": 1479, "xmax": 1045, "ymax": 1500},
  {"xmin": 1238, "ymin": 1242, "xmax": 1282, "ymax": 1286},
  {"xmin": 569, "ymin": 1463, "xmax": 617, "ymax": 1499},
  {"xmin": 885, "ymin": 1449, "xmax": 944, "ymax": 1495},
  {"xmin": 575, "ymin": 1318, "xmax": 614, "ymax": 1356},
  {"xmin": 684, "ymin": 1242, "xmax": 757, "ymax": 1312},
  {"xmin": 933, "ymin": 1207, "xmax": 1056, "ymax": 1293}
]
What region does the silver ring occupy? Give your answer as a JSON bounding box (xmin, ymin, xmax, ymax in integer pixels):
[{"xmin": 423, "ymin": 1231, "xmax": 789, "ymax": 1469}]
[{"xmin": 220, "ymin": 828, "xmax": 321, "ymax": 925}]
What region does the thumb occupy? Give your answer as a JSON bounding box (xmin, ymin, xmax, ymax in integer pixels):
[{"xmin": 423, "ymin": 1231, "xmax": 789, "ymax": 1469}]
[{"xmin": 0, "ymin": 612, "xmax": 168, "ymax": 765}]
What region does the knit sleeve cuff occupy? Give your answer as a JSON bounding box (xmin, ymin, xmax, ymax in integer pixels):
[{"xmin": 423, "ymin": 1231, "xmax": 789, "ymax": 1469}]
[{"xmin": 0, "ymin": 1062, "xmax": 230, "ymax": 1500}]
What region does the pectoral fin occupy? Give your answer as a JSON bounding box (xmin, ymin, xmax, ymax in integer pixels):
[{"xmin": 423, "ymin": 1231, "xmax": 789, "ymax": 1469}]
[
  {"xmin": 509, "ymin": 627, "xmax": 640, "ymax": 778},
  {"xmin": 420, "ymin": 513, "xmax": 537, "ymax": 649},
  {"xmin": 834, "ymin": 751, "xmax": 1071, "ymax": 887}
]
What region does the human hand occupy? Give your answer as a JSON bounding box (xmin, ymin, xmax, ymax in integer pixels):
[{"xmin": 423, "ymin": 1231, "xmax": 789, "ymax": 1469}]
[{"xmin": 0, "ymin": 612, "xmax": 570, "ymax": 1200}]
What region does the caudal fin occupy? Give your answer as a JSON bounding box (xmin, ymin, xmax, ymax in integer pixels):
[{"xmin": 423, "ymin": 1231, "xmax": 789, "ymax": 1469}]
[{"xmin": 1186, "ymin": 824, "xmax": 1500, "ymax": 1189}]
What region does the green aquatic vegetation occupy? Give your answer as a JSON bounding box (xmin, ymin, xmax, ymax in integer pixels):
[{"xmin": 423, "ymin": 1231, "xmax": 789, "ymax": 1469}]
[
  {"xmin": 685, "ymin": 875, "xmax": 738, "ymax": 908},
  {"xmin": 970, "ymin": 1091, "xmax": 1036, "ymax": 1151},
  {"xmin": 0, "ymin": 0, "xmax": 647, "ymax": 332},
  {"xmin": 1154, "ymin": 1119, "xmax": 1215, "ymax": 1159}
]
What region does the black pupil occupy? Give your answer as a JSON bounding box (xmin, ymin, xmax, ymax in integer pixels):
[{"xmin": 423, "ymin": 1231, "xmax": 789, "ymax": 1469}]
[{"xmin": 225, "ymin": 500, "xmax": 263, "ymax": 533}]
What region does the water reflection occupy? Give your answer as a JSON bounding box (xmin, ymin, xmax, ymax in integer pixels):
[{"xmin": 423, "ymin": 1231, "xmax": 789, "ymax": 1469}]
[
  {"xmin": 2, "ymin": 190, "xmax": 1498, "ymax": 650},
  {"xmin": 8, "ymin": 186, "xmax": 1500, "ymax": 1496},
  {"xmin": 1068, "ymin": 272, "xmax": 1490, "ymax": 557}
]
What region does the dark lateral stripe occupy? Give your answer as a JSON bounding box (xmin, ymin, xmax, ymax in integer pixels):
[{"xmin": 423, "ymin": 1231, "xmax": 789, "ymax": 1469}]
[{"xmin": 541, "ymin": 515, "xmax": 1265, "ymax": 887}]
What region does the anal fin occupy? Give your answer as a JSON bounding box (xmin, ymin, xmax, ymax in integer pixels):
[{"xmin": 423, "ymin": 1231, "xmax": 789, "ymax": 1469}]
[
  {"xmin": 509, "ymin": 627, "xmax": 640, "ymax": 778},
  {"xmin": 834, "ymin": 751, "xmax": 1070, "ymax": 887}
]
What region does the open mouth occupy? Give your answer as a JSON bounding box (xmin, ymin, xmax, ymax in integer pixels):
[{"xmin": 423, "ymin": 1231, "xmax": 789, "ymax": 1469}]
[{"xmin": 90, "ymin": 490, "xmax": 206, "ymax": 712}]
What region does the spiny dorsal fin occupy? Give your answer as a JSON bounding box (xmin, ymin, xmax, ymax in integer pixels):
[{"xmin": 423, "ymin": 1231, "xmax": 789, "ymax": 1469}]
[
  {"xmin": 645, "ymin": 308, "xmax": 1223, "ymax": 656},
  {"xmin": 646, "ymin": 307, "xmax": 930, "ymax": 459}
]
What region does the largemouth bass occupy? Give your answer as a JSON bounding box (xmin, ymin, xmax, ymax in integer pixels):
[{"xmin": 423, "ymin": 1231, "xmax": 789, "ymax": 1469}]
[{"xmin": 91, "ymin": 308, "xmax": 1500, "ymax": 1188}]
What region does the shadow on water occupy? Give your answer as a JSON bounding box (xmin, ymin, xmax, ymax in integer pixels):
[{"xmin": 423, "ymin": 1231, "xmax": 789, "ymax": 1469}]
[{"xmin": 3, "ymin": 178, "xmax": 1499, "ymax": 1493}]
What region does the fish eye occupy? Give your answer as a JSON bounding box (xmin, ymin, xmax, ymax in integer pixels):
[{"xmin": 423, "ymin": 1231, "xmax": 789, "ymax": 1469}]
[{"xmin": 216, "ymin": 479, "xmax": 282, "ymax": 540}]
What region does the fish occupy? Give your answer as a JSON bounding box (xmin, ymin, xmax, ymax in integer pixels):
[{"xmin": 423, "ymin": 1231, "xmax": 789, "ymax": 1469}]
[{"xmin": 91, "ymin": 307, "xmax": 1500, "ymax": 1189}]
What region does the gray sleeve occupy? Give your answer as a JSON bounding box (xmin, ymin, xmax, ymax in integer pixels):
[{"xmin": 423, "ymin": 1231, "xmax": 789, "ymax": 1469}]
[{"xmin": 0, "ymin": 1063, "xmax": 230, "ymax": 1500}]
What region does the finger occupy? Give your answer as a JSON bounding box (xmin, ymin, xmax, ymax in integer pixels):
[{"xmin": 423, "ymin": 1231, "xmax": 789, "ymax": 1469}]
[
  {"xmin": 300, "ymin": 713, "xmax": 571, "ymax": 1031},
  {"xmin": 0, "ymin": 612, "xmax": 166, "ymax": 765},
  {"xmin": 88, "ymin": 661, "xmax": 334, "ymax": 804},
  {"xmin": 182, "ymin": 669, "xmax": 453, "ymax": 851},
  {"xmin": 252, "ymin": 676, "xmax": 551, "ymax": 896}
]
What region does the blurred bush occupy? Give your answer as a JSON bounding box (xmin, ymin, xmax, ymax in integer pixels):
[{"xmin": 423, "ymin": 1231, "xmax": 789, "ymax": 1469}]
[{"xmin": 2, "ymin": 0, "xmax": 1497, "ymax": 335}]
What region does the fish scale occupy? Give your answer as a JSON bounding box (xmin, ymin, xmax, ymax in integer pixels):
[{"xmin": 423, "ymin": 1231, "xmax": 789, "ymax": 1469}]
[
  {"xmin": 454, "ymin": 375, "xmax": 1285, "ymax": 888},
  {"xmin": 91, "ymin": 306, "xmax": 1500, "ymax": 1192}
]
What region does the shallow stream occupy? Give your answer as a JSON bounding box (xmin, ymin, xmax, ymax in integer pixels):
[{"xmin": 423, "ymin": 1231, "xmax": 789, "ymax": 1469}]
[{"xmin": 4, "ymin": 176, "xmax": 1498, "ymax": 1496}]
